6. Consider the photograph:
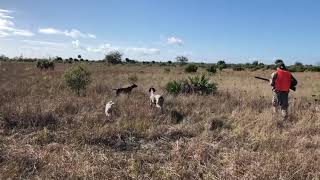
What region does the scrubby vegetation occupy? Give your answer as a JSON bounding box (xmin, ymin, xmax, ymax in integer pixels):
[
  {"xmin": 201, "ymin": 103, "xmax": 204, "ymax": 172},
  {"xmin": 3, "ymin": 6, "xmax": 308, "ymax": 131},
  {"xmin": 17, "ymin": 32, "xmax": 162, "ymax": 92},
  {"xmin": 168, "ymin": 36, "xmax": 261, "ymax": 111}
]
[
  {"xmin": 1, "ymin": 54, "xmax": 319, "ymax": 72},
  {"xmin": 0, "ymin": 58, "xmax": 320, "ymax": 179},
  {"xmin": 36, "ymin": 60, "xmax": 54, "ymax": 70},
  {"xmin": 166, "ymin": 74, "xmax": 217, "ymax": 95},
  {"xmin": 64, "ymin": 65, "xmax": 91, "ymax": 96},
  {"xmin": 176, "ymin": 56, "xmax": 188, "ymax": 65},
  {"xmin": 105, "ymin": 51, "xmax": 123, "ymax": 64},
  {"xmin": 185, "ymin": 64, "xmax": 198, "ymax": 73},
  {"xmin": 206, "ymin": 65, "xmax": 217, "ymax": 74}
]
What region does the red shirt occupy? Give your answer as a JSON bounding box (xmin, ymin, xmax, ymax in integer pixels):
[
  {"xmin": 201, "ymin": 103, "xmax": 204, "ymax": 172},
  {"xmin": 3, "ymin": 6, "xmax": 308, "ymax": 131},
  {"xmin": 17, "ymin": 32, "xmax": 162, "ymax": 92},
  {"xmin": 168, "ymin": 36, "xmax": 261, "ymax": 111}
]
[{"xmin": 275, "ymin": 68, "xmax": 291, "ymax": 92}]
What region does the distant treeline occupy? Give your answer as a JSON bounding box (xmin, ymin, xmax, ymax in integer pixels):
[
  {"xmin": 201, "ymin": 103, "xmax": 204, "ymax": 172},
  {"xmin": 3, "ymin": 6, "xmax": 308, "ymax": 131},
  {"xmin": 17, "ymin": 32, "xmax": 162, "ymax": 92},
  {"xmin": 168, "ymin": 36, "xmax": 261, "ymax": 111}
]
[{"xmin": 0, "ymin": 54, "xmax": 319, "ymax": 72}]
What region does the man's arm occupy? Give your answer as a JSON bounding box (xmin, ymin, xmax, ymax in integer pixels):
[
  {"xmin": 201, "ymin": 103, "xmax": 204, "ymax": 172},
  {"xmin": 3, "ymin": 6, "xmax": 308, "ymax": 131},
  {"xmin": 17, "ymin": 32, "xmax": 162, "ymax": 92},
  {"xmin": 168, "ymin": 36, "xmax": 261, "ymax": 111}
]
[{"xmin": 270, "ymin": 72, "xmax": 277, "ymax": 87}]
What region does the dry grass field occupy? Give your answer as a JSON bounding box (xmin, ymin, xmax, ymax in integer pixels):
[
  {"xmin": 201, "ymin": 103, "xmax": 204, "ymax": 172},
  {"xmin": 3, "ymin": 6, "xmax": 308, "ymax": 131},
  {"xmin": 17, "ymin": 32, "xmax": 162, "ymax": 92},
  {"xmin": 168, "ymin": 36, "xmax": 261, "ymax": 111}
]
[{"xmin": 0, "ymin": 61, "xmax": 320, "ymax": 179}]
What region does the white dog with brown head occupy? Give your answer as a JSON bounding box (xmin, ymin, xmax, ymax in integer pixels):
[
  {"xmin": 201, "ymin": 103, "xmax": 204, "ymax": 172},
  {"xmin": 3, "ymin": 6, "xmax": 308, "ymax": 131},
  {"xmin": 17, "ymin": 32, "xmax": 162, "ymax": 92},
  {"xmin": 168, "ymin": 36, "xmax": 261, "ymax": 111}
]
[
  {"xmin": 105, "ymin": 100, "xmax": 115, "ymax": 117},
  {"xmin": 149, "ymin": 88, "xmax": 164, "ymax": 112}
]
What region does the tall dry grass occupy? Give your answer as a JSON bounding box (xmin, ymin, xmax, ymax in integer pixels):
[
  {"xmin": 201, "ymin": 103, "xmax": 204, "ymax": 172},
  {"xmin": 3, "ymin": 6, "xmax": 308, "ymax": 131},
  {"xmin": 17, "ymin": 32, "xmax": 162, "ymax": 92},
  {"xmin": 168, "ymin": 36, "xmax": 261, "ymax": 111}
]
[{"xmin": 0, "ymin": 62, "xmax": 319, "ymax": 179}]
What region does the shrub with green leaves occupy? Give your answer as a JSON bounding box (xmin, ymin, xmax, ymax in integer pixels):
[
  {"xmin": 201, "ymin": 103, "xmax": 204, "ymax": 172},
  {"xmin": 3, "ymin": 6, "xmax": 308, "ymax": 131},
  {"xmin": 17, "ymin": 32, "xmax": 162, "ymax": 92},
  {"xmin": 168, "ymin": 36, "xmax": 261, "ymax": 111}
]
[
  {"xmin": 166, "ymin": 74, "xmax": 217, "ymax": 95},
  {"xmin": 104, "ymin": 51, "xmax": 123, "ymax": 64},
  {"xmin": 232, "ymin": 66, "xmax": 245, "ymax": 71},
  {"xmin": 185, "ymin": 64, "xmax": 198, "ymax": 73},
  {"xmin": 64, "ymin": 65, "xmax": 91, "ymax": 96},
  {"xmin": 217, "ymin": 60, "xmax": 227, "ymax": 71},
  {"xmin": 206, "ymin": 65, "xmax": 217, "ymax": 74},
  {"xmin": 309, "ymin": 66, "xmax": 320, "ymax": 72},
  {"xmin": 36, "ymin": 60, "xmax": 54, "ymax": 70},
  {"xmin": 165, "ymin": 80, "xmax": 182, "ymax": 94},
  {"xmin": 187, "ymin": 74, "xmax": 217, "ymax": 94},
  {"xmin": 288, "ymin": 65, "xmax": 305, "ymax": 72}
]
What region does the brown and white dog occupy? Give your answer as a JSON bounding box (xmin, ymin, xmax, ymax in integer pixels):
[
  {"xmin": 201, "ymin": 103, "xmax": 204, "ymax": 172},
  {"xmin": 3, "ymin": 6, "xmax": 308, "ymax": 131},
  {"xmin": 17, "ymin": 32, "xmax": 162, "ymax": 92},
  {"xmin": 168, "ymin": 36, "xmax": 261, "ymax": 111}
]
[
  {"xmin": 105, "ymin": 100, "xmax": 115, "ymax": 117},
  {"xmin": 149, "ymin": 87, "xmax": 164, "ymax": 112},
  {"xmin": 113, "ymin": 84, "xmax": 138, "ymax": 96}
]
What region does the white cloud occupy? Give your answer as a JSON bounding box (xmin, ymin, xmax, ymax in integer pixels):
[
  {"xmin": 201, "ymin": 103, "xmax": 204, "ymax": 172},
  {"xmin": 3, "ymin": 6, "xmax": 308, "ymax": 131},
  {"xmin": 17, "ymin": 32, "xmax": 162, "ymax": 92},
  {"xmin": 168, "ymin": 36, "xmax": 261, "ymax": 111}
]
[
  {"xmin": 88, "ymin": 34, "xmax": 96, "ymax": 38},
  {"xmin": 39, "ymin": 27, "xmax": 96, "ymax": 39},
  {"xmin": 126, "ymin": 47, "xmax": 160, "ymax": 55},
  {"xmin": 86, "ymin": 43, "xmax": 114, "ymax": 53},
  {"xmin": 38, "ymin": 28, "xmax": 59, "ymax": 34},
  {"xmin": 0, "ymin": 9, "xmax": 11, "ymax": 13},
  {"xmin": 0, "ymin": 12, "xmax": 13, "ymax": 19},
  {"xmin": 0, "ymin": 9, "xmax": 34, "ymax": 37},
  {"xmin": 72, "ymin": 40, "xmax": 160, "ymax": 56},
  {"xmin": 72, "ymin": 40, "xmax": 80, "ymax": 48},
  {"xmin": 13, "ymin": 29, "xmax": 33, "ymax": 36},
  {"xmin": 23, "ymin": 39, "xmax": 66, "ymax": 47},
  {"xmin": 167, "ymin": 36, "xmax": 183, "ymax": 45}
]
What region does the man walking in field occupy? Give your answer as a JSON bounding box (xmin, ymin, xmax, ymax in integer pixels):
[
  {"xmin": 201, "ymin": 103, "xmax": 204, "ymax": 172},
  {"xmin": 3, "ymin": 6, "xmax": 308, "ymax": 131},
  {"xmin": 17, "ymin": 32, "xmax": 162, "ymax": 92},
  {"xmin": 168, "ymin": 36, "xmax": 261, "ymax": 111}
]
[{"xmin": 270, "ymin": 62, "xmax": 297, "ymax": 119}]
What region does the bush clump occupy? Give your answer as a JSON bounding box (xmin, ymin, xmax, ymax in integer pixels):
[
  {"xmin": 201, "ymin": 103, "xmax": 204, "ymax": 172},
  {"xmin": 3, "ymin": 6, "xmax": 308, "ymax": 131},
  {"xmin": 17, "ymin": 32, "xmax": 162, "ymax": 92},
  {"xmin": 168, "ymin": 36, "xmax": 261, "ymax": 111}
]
[
  {"xmin": 104, "ymin": 51, "xmax": 123, "ymax": 64},
  {"xmin": 232, "ymin": 66, "xmax": 245, "ymax": 71},
  {"xmin": 185, "ymin": 64, "xmax": 198, "ymax": 73},
  {"xmin": 166, "ymin": 74, "xmax": 217, "ymax": 95},
  {"xmin": 36, "ymin": 60, "xmax": 54, "ymax": 70},
  {"xmin": 166, "ymin": 80, "xmax": 182, "ymax": 95},
  {"xmin": 206, "ymin": 65, "xmax": 217, "ymax": 74},
  {"xmin": 309, "ymin": 66, "xmax": 320, "ymax": 72},
  {"xmin": 64, "ymin": 65, "xmax": 91, "ymax": 96}
]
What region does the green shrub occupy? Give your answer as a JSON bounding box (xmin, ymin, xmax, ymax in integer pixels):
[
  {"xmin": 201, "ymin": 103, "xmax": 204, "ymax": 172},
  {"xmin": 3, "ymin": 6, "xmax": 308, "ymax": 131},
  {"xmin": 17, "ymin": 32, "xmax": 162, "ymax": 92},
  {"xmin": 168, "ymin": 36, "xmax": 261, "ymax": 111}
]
[
  {"xmin": 36, "ymin": 60, "xmax": 54, "ymax": 70},
  {"xmin": 64, "ymin": 65, "xmax": 91, "ymax": 96},
  {"xmin": 288, "ymin": 65, "xmax": 305, "ymax": 72},
  {"xmin": 176, "ymin": 56, "xmax": 188, "ymax": 65},
  {"xmin": 166, "ymin": 74, "xmax": 217, "ymax": 95},
  {"xmin": 187, "ymin": 74, "xmax": 217, "ymax": 94},
  {"xmin": 104, "ymin": 51, "xmax": 122, "ymax": 64},
  {"xmin": 185, "ymin": 64, "xmax": 198, "ymax": 73},
  {"xmin": 309, "ymin": 66, "xmax": 320, "ymax": 72},
  {"xmin": 217, "ymin": 60, "xmax": 227, "ymax": 71},
  {"xmin": 232, "ymin": 66, "xmax": 245, "ymax": 71},
  {"xmin": 165, "ymin": 80, "xmax": 182, "ymax": 95},
  {"xmin": 206, "ymin": 65, "xmax": 217, "ymax": 74}
]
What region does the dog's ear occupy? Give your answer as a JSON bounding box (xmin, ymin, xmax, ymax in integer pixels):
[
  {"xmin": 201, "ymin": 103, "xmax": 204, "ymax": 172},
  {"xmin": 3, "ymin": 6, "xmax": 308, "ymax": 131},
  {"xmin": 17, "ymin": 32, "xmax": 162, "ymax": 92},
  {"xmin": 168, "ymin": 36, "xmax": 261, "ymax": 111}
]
[{"xmin": 149, "ymin": 87, "xmax": 155, "ymax": 92}]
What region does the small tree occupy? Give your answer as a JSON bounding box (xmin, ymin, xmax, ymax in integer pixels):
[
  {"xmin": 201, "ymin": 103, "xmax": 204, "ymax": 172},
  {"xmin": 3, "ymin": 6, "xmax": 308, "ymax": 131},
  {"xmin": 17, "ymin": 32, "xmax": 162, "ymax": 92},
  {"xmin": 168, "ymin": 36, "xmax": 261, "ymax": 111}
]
[
  {"xmin": 295, "ymin": 62, "xmax": 303, "ymax": 66},
  {"xmin": 78, "ymin": 55, "xmax": 82, "ymax": 59},
  {"xmin": 0, "ymin": 55, "xmax": 9, "ymax": 61},
  {"xmin": 105, "ymin": 51, "xmax": 122, "ymax": 64},
  {"xmin": 54, "ymin": 56, "xmax": 63, "ymax": 63},
  {"xmin": 176, "ymin": 56, "xmax": 188, "ymax": 64},
  {"xmin": 217, "ymin": 60, "xmax": 227, "ymax": 70},
  {"xmin": 64, "ymin": 65, "xmax": 91, "ymax": 96},
  {"xmin": 252, "ymin": 61, "xmax": 259, "ymax": 66},
  {"xmin": 185, "ymin": 64, "xmax": 198, "ymax": 73},
  {"xmin": 207, "ymin": 65, "xmax": 217, "ymax": 74}
]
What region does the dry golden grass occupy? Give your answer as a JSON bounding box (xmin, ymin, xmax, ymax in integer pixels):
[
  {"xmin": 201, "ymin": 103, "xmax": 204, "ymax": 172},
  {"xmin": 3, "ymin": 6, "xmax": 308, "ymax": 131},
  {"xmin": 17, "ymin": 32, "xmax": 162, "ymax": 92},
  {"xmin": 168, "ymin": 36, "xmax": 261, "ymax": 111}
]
[{"xmin": 0, "ymin": 61, "xmax": 319, "ymax": 179}]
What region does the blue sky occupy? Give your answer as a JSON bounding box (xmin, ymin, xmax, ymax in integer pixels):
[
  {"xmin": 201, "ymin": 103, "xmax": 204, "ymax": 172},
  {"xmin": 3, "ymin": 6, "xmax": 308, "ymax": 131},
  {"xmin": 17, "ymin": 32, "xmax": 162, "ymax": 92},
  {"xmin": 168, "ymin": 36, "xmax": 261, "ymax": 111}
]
[{"xmin": 1, "ymin": 0, "xmax": 320, "ymax": 64}]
